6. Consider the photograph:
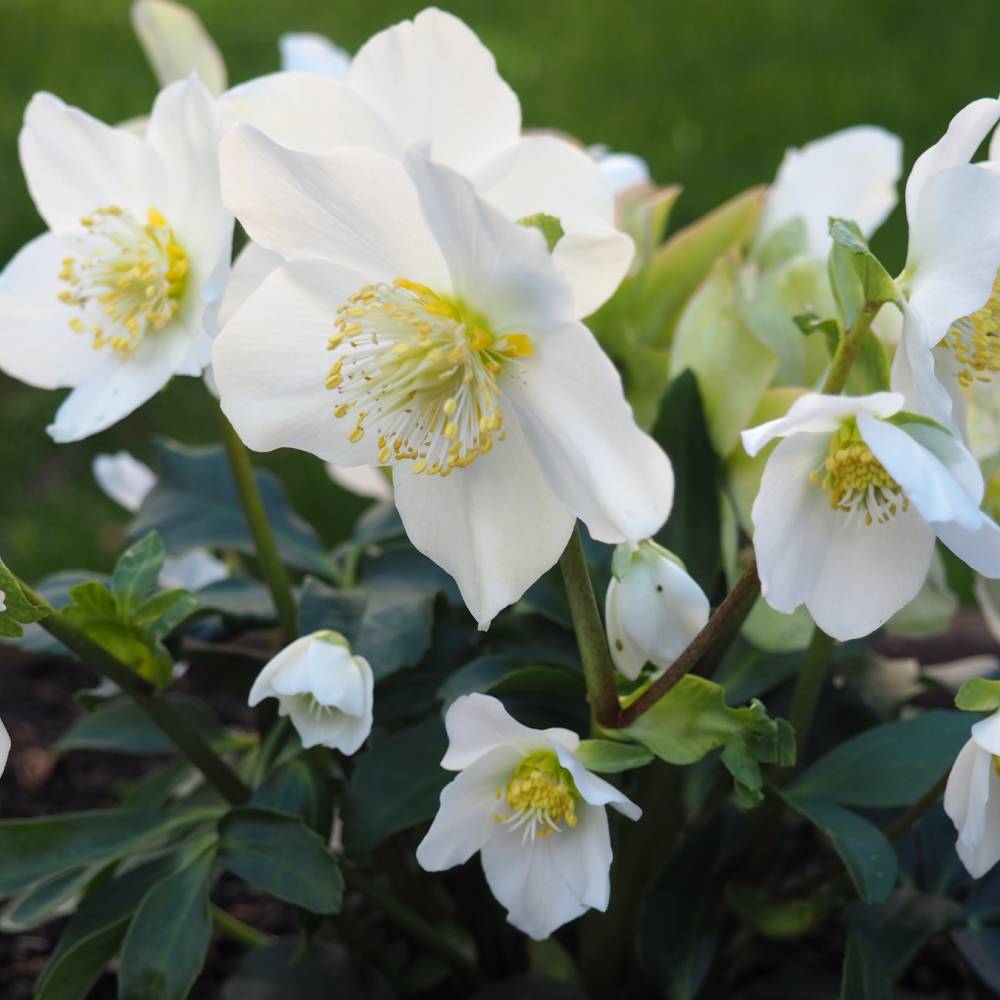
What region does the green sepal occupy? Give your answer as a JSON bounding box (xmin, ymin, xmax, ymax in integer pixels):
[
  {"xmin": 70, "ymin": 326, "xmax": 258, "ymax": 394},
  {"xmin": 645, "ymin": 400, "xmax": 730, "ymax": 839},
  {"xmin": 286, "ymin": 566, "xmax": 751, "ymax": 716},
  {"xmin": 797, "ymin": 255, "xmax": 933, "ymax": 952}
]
[
  {"xmin": 0, "ymin": 554, "xmax": 49, "ymax": 638},
  {"xmin": 828, "ymin": 218, "xmax": 899, "ymax": 312},
  {"xmin": 753, "ymin": 216, "xmax": 807, "ymax": 271},
  {"xmin": 955, "ymin": 677, "xmax": 1000, "ymax": 713},
  {"xmin": 574, "ymin": 739, "xmax": 654, "ymax": 774},
  {"xmin": 517, "ymin": 213, "xmax": 565, "ymax": 252}
]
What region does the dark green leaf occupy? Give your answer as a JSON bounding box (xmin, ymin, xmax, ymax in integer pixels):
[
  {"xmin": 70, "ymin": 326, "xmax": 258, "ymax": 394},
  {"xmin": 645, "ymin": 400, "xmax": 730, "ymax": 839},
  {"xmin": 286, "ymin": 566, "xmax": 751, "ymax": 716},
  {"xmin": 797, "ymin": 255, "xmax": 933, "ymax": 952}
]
[
  {"xmin": 119, "ymin": 844, "xmax": 216, "ymax": 1000},
  {"xmin": 344, "ymin": 715, "xmax": 448, "ymax": 855},
  {"xmin": 472, "ymin": 976, "xmax": 588, "ymax": 1000},
  {"xmin": 725, "ymin": 884, "xmax": 834, "ymax": 939},
  {"xmin": 0, "ymin": 866, "xmax": 94, "ymax": 933},
  {"xmin": 952, "ymin": 927, "xmax": 1000, "ymax": 991},
  {"xmin": 840, "ymin": 932, "xmax": 892, "ymax": 1000},
  {"xmin": 297, "ymin": 576, "xmax": 366, "ymax": 637},
  {"xmin": 251, "ymin": 756, "xmax": 333, "ymax": 838},
  {"xmin": 439, "ymin": 654, "xmax": 583, "ymax": 705},
  {"xmin": 219, "ymin": 808, "xmax": 343, "ymax": 914}
]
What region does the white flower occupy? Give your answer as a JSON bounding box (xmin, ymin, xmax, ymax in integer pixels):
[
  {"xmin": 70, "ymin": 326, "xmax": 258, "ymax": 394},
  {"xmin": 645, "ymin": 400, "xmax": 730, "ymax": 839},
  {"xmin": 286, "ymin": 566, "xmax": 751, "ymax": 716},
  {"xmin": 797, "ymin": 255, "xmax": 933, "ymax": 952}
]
[
  {"xmin": 944, "ymin": 711, "xmax": 1000, "ymax": 878},
  {"xmin": 605, "ymin": 540, "xmax": 709, "ymax": 680},
  {"xmin": 890, "ymin": 99, "xmax": 1000, "ymax": 430},
  {"xmin": 0, "ymin": 77, "xmax": 232, "ymax": 442},
  {"xmin": 219, "ymin": 7, "xmax": 632, "ymax": 318},
  {"xmin": 416, "ymin": 693, "xmax": 640, "ymax": 940},
  {"xmin": 93, "ymin": 451, "xmax": 229, "ymax": 591},
  {"xmin": 756, "ymin": 126, "xmax": 903, "ymax": 260},
  {"xmin": 248, "ymin": 631, "xmax": 374, "ymax": 754},
  {"xmin": 213, "ymin": 131, "xmax": 672, "ymax": 628},
  {"xmin": 742, "ymin": 391, "xmax": 1000, "ymax": 640},
  {"xmin": 0, "ymin": 718, "xmax": 8, "ymax": 780},
  {"xmin": 131, "ymin": 0, "xmax": 227, "ymax": 95},
  {"xmin": 279, "ymin": 33, "xmax": 351, "ymax": 78},
  {"xmin": 588, "ymin": 146, "xmax": 651, "ymax": 197}
]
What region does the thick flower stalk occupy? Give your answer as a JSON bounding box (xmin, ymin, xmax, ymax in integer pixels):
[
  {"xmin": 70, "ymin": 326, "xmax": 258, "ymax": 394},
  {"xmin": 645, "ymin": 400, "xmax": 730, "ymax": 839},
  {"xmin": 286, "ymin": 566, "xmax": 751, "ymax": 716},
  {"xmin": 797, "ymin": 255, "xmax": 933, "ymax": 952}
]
[
  {"xmin": 212, "ymin": 131, "xmax": 672, "ymax": 628},
  {"xmin": 248, "ymin": 631, "xmax": 374, "ymax": 754},
  {"xmin": 742, "ymin": 391, "xmax": 1000, "ymax": 640},
  {"xmin": 0, "ymin": 77, "xmax": 233, "ymax": 441},
  {"xmin": 605, "ymin": 540, "xmax": 710, "ymax": 680},
  {"xmin": 416, "ymin": 694, "xmax": 641, "ymax": 940}
]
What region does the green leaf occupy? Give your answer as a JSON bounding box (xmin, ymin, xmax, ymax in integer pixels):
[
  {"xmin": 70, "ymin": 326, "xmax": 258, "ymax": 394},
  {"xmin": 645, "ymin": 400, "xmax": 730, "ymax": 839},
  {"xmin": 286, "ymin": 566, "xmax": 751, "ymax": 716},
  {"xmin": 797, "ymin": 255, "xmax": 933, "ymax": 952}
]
[
  {"xmin": 251, "ymin": 756, "xmax": 333, "ymax": 838},
  {"xmin": 343, "ymin": 715, "xmax": 449, "ymax": 855},
  {"xmin": 952, "ymin": 927, "xmax": 1000, "ymax": 992},
  {"xmin": 574, "ymin": 739, "xmax": 653, "ymax": 773},
  {"xmin": 669, "ymin": 256, "xmax": 779, "ymax": 457},
  {"xmin": 57, "ymin": 696, "xmax": 225, "ymax": 756},
  {"xmin": 0, "ymin": 807, "xmax": 220, "ymax": 897},
  {"xmin": 652, "ymin": 371, "xmax": 722, "ymax": 592},
  {"xmin": 779, "ymin": 793, "xmax": 897, "ymax": 904},
  {"xmin": 119, "ymin": 844, "xmax": 216, "ymax": 1000},
  {"xmin": 955, "ymin": 677, "xmax": 1000, "ymax": 712},
  {"xmin": 843, "ymin": 331, "xmax": 891, "ymax": 395},
  {"xmin": 0, "ymin": 553, "xmax": 49, "ymax": 638},
  {"xmin": 518, "ymin": 212, "xmax": 565, "ymax": 252},
  {"xmin": 841, "ymin": 932, "xmax": 892, "ymax": 1000},
  {"xmin": 829, "ymin": 218, "xmax": 899, "ymax": 309},
  {"xmin": 0, "ymin": 866, "xmax": 94, "ymax": 933},
  {"xmin": 110, "ymin": 532, "xmax": 166, "ymax": 616},
  {"xmin": 132, "ymin": 439, "xmax": 337, "ymax": 579},
  {"xmin": 726, "ymin": 884, "xmax": 834, "ymax": 939},
  {"xmin": 132, "ymin": 588, "xmax": 199, "ymax": 639},
  {"xmin": 439, "ymin": 655, "xmax": 583, "ymax": 705},
  {"xmin": 623, "ymin": 675, "xmax": 792, "ymax": 805},
  {"xmin": 786, "ymin": 711, "xmax": 972, "ymax": 808},
  {"xmin": 219, "ymin": 807, "xmax": 343, "ymax": 914}
]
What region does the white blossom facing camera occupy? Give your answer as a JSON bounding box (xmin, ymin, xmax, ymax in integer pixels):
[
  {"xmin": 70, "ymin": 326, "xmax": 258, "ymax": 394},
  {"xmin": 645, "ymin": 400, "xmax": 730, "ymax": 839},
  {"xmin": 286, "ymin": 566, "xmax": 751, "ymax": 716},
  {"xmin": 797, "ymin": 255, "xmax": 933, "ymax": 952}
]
[
  {"xmin": 742, "ymin": 391, "xmax": 1000, "ymax": 641},
  {"xmin": 0, "ymin": 77, "xmax": 233, "ymax": 442},
  {"xmin": 605, "ymin": 540, "xmax": 710, "ymax": 680},
  {"xmin": 212, "ymin": 131, "xmax": 673, "ymax": 629},
  {"xmin": 248, "ymin": 631, "xmax": 374, "ymax": 755},
  {"xmin": 416, "ymin": 694, "xmax": 640, "ymax": 940},
  {"xmin": 944, "ymin": 711, "xmax": 1000, "ymax": 878}
]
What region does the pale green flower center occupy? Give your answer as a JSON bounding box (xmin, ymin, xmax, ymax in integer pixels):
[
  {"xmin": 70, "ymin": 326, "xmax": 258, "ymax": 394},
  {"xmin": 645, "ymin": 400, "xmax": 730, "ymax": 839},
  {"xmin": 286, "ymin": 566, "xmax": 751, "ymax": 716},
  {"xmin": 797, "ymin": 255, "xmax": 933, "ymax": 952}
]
[
  {"xmin": 324, "ymin": 278, "xmax": 533, "ymax": 477},
  {"xmin": 58, "ymin": 206, "xmax": 188, "ymax": 358},
  {"xmin": 946, "ymin": 271, "xmax": 1000, "ymax": 388},
  {"xmin": 494, "ymin": 750, "xmax": 579, "ymax": 842},
  {"xmin": 810, "ymin": 421, "xmax": 908, "ymax": 526}
]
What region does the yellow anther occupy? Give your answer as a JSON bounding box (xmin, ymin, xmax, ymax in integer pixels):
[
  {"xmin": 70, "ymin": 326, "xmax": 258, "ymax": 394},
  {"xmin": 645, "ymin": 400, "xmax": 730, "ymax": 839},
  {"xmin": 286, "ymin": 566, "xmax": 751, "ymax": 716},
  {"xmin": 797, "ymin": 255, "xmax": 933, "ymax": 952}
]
[
  {"xmin": 443, "ymin": 397, "xmax": 458, "ymax": 417},
  {"xmin": 499, "ymin": 333, "xmax": 534, "ymax": 357},
  {"xmin": 146, "ymin": 208, "xmax": 167, "ymax": 228},
  {"xmin": 469, "ymin": 327, "xmax": 493, "ymax": 351},
  {"xmin": 348, "ymin": 426, "xmax": 365, "ymax": 443},
  {"xmin": 495, "ymin": 751, "xmax": 580, "ymax": 841}
]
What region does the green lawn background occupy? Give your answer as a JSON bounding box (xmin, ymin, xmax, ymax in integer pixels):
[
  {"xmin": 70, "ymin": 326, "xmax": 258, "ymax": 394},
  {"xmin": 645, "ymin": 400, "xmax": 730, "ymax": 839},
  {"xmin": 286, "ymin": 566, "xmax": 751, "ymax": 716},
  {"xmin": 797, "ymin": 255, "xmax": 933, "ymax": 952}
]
[{"xmin": 2, "ymin": 0, "xmax": 999, "ymax": 579}]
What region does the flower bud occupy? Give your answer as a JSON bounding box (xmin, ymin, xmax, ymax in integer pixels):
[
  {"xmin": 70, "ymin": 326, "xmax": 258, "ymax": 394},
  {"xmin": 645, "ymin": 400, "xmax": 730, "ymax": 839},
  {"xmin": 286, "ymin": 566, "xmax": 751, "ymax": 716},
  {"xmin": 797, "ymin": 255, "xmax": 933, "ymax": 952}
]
[
  {"xmin": 605, "ymin": 541, "xmax": 710, "ymax": 680},
  {"xmin": 248, "ymin": 631, "xmax": 374, "ymax": 754}
]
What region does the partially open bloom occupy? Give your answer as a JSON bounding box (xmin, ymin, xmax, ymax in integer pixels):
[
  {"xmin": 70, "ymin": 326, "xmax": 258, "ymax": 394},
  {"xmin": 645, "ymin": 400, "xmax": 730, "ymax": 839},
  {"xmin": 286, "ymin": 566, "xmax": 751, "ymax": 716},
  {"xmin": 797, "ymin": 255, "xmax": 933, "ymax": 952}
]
[
  {"xmin": 213, "ymin": 130, "xmax": 672, "ymax": 628},
  {"xmin": 756, "ymin": 126, "xmax": 902, "ymax": 260},
  {"xmin": 742, "ymin": 392, "xmax": 1000, "ymax": 640},
  {"xmin": 131, "ymin": 0, "xmax": 227, "ymax": 95},
  {"xmin": 605, "ymin": 540, "xmax": 709, "ymax": 679},
  {"xmin": 278, "ymin": 33, "xmax": 351, "ymax": 78},
  {"xmin": 220, "ymin": 8, "xmax": 632, "ymax": 318},
  {"xmin": 0, "ymin": 77, "xmax": 232, "ymax": 441},
  {"xmin": 248, "ymin": 631, "xmax": 374, "ymax": 754},
  {"xmin": 416, "ymin": 694, "xmax": 640, "ymax": 940},
  {"xmin": 0, "ymin": 717, "xmax": 8, "ymax": 780},
  {"xmin": 944, "ymin": 710, "xmax": 1000, "ymax": 878}
]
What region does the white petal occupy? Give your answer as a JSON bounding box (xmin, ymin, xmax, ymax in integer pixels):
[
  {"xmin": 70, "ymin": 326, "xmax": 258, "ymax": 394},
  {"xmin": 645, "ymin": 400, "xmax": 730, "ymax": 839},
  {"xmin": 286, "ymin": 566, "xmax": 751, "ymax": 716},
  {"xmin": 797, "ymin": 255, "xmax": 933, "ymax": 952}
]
[
  {"xmin": 741, "ymin": 391, "xmax": 903, "ymax": 457},
  {"xmin": 0, "ymin": 719, "xmax": 9, "ymax": 778},
  {"xmin": 218, "ymin": 241, "xmax": 283, "ymax": 329},
  {"xmin": 897, "ymin": 417, "xmax": 985, "ymax": 505},
  {"xmin": 905, "ymin": 164, "xmax": 1000, "ymax": 347},
  {"xmin": 416, "ymin": 746, "xmax": 520, "ymax": 870},
  {"xmin": 605, "ymin": 579, "xmax": 649, "ymax": 680},
  {"xmin": 889, "ymin": 309, "xmax": 960, "ymax": 430},
  {"xmin": 857, "ymin": 414, "xmax": 982, "ymax": 531},
  {"xmin": 220, "ymin": 126, "xmax": 449, "ymax": 289},
  {"xmin": 48, "ymin": 322, "xmax": 200, "ymax": 442},
  {"xmin": 218, "ymin": 72, "xmax": 400, "ymax": 156},
  {"xmin": 592, "ymin": 149, "xmax": 651, "ymax": 196},
  {"xmin": 972, "ymin": 712, "xmax": 1000, "ymax": 755},
  {"xmin": 346, "ymin": 8, "xmax": 520, "ymax": 175},
  {"xmin": 936, "ymin": 513, "xmax": 1000, "ymax": 578},
  {"xmin": 279, "ymin": 33, "xmax": 351, "ymax": 78},
  {"xmin": 945, "ymin": 736, "xmax": 980, "ymax": 837},
  {"xmin": 0, "ymin": 232, "xmax": 107, "ymax": 389},
  {"xmin": 392, "ymin": 412, "xmax": 574, "ymax": 629},
  {"xmin": 92, "ymin": 451, "xmax": 156, "ymax": 512},
  {"xmin": 906, "ymin": 98, "xmax": 1000, "ymax": 224},
  {"xmin": 212, "ymin": 258, "xmax": 384, "ymax": 465},
  {"xmin": 19, "ymin": 93, "xmax": 168, "ymax": 233},
  {"xmin": 547, "ymin": 801, "xmax": 614, "ymax": 910},
  {"xmin": 760, "ymin": 126, "xmax": 903, "ymax": 259},
  {"xmin": 327, "ymin": 464, "xmax": 392, "ymax": 502},
  {"xmin": 505, "ymin": 321, "xmax": 674, "ymax": 544},
  {"xmin": 159, "ymin": 549, "xmax": 229, "ymax": 591},
  {"xmin": 550, "ymin": 228, "xmax": 635, "ymax": 319},
  {"xmin": 439, "ymin": 693, "xmax": 579, "ymax": 771},
  {"xmin": 145, "ymin": 76, "xmax": 232, "ymax": 305},
  {"xmin": 553, "ymin": 744, "xmax": 642, "ymax": 820},
  {"xmin": 131, "ymin": 0, "xmax": 227, "ymax": 95},
  {"xmin": 403, "ymin": 150, "xmax": 574, "ymax": 332},
  {"xmin": 956, "ymin": 746, "xmax": 1000, "ymax": 878}
]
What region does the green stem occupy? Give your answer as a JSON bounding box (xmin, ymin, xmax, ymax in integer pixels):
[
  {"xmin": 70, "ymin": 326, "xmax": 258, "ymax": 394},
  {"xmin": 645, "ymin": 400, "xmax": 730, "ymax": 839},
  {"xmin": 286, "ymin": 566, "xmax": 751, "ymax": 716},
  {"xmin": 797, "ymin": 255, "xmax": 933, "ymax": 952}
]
[
  {"xmin": 22, "ymin": 583, "xmax": 251, "ymax": 805},
  {"xmin": 820, "ymin": 300, "xmax": 881, "ymax": 394},
  {"xmin": 211, "ymin": 905, "xmax": 271, "ymax": 948},
  {"xmin": 219, "ymin": 411, "xmax": 299, "ymax": 643},
  {"xmin": 785, "ymin": 627, "xmax": 835, "ymax": 762},
  {"xmin": 558, "ymin": 525, "xmax": 620, "ymax": 728},
  {"xmin": 341, "ymin": 862, "xmax": 485, "ymax": 988}
]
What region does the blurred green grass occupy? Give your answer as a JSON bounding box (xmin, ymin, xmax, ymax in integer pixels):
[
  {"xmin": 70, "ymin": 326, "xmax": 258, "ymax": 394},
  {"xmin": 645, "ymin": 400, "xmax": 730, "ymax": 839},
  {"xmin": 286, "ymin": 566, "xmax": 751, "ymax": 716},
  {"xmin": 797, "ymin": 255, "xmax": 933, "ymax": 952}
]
[{"xmin": 2, "ymin": 0, "xmax": 1000, "ymax": 579}]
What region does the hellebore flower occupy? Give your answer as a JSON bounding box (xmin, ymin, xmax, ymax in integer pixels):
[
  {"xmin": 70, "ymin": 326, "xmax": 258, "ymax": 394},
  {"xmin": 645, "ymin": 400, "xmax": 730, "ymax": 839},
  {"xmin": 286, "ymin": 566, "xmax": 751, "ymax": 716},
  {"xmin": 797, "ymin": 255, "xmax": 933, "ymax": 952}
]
[
  {"xmin": 742, "ymin": 391, "xmax": 1000, "ymax": 640},
  {"xmin": 605, "ymin": 540, "xmax": 709, "ymax": 679},
  {"xmin": 248, "ymin": 631, "xmax": 374, "ymax": 754},
  {"xmin": 416, "ymin": 693, "xmax": 640, "ymax": 940},
  {"xmin": 213, "ymin": 130, "xmax": 672, "ymax": 628},
  {"xmin": 0, "ymin": 77, "xmax": 232, "ymax": 441}
]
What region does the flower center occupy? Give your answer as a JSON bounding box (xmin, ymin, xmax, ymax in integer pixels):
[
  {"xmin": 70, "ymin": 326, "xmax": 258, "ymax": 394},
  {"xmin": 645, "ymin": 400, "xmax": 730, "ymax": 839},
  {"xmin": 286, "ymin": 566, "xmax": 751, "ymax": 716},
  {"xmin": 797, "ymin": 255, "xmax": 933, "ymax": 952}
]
[
  {"xmin": 810, "ymin": 422, "xmax": 908, "ymax": 526},
  {"xmin": 946, "ymin": 271, "xmax": 1000, "ymax": 387},
  {"xmin": 58, "ymin": 206, "xmax": 189, "ymax": 358},
  {"xmin": 325, "ymin": 278, "xmax": 533, "ymax": 477},
  {"xmin": 494, "ymin": 750, "xmax": 579, "ymax": 842}
]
